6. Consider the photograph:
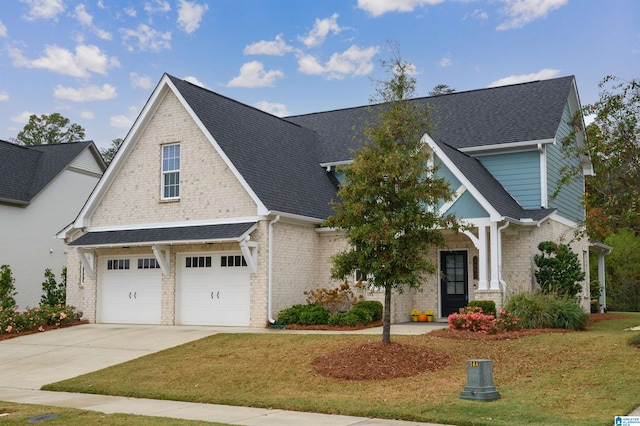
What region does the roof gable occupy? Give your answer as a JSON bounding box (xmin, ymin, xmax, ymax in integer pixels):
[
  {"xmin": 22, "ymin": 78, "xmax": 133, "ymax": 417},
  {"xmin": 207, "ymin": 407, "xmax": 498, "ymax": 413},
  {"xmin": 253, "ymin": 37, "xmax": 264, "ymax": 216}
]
[{"xmin": 0, "ymin": 140, "xmax": 104, "ymax": 205}]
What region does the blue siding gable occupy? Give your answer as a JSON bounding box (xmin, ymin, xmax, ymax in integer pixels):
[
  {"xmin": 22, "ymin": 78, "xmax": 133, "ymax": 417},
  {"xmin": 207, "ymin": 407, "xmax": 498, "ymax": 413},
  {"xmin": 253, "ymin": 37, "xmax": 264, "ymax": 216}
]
[
  {"xmin": 447, "ymin": 191, "xmax": 489, "ymax": 218},
  {"xmin": 477, "ymin": 151, "xmax": 541, "ymax": 209},
  {"xmin": 547, "ymin": 103, "xmax": 585, "ymax": 223}
]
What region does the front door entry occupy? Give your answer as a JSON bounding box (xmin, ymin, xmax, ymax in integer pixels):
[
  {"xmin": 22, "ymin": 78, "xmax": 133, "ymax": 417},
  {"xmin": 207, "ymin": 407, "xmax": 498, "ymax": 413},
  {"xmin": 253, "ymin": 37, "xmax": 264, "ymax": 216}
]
[{"xmin": 440, "ymin": 251, "xmax": 469, "ymax": 317}]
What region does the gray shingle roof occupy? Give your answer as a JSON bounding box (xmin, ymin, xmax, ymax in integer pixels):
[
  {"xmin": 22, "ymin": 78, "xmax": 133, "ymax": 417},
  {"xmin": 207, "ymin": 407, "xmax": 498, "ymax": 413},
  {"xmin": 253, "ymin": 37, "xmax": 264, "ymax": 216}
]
[
  {"xmin": 0, "ymin": 140, "xmax": 96, "ymax": 205},
  {"xmin": 286, "ymin": 76, "xmax": 575, "ymax": 163},
  {"xmin": 167, "ymin": 75, "xmax": 338, "ymax": 220},
  {"xmin": 69, "ymin": 222, "xmax": 256, "ymax": 247}
]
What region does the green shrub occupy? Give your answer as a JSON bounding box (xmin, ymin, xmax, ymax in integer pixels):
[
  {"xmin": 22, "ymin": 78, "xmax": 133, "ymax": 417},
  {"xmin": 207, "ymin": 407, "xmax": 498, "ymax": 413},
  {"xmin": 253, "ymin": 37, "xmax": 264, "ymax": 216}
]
[
  {"xmin": 628, "ymin": 333, "xmax": 640, "ymax": 348},
  {"xmin": 0, "ymin": 265, "xmax": 17, "ymax": 311},
  {"xmin": 355, "ymin": 300, "xmax": 383, "ymax": 321},
  {"xmin": 339, "ymin": 311, "xmax": 360, "ymax": 327},
  {"xmin": 505, "ymin": 292, "xmax": 553, "ymax": 329},
  {"xmin": 548, "ymin": 297, "xmax": 588, "ymax": 330},
  {"xmin": 534, "ymin": 241, "xmax": 585, "ymax": 298},
  {"xmin": 1, "ymin": 305, "xmax": 78, "ymax": 336},
  {"xmin": 328, "ymin": 312, "xmax": 344, "ymax": 326},
  {"xmin": 467, "ymin": 300, "xmax": 496, "ymax": 317},
  {"xmin": 276, "ymin": 304, "xmax": 330, "ymax": 325},
  {"xmin": 350, "ymin": 307, "xmax": 372, "ymax": 324},
  {"xmin": 41, "ymin": 267, "xmax": 67, "ymax": 307},
  {"xmin": 505, "ymin": 292, "xmax": 587, "ymax": 330}
]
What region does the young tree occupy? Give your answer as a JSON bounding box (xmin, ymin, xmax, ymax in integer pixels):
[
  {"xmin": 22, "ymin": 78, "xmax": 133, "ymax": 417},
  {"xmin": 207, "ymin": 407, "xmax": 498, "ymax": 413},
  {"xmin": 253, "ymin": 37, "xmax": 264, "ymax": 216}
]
[
  {"xmin": 534, "ymin": 241, "xmax": 585, "ymax": 298},
  {"xmin": 15, "ymin": 113, "xmax": 86, "ymax": 145},
  {"xmin": 325, "ymin": 52, "xmax": 458, "ymax": 344},
  {"xmin": 428, "ymin": 84, "xmax": 455, "ymax": 96},
  {"xmin": 100, "ymin": 138, "xmax": 124, "ymax": 165},
  {"xmin": 0, "ymin": 265, "xmax": 18, "ymax": 311},
  {"xmin": 40, "ymin": 267, "xmax": 67, "ymax": 307}
]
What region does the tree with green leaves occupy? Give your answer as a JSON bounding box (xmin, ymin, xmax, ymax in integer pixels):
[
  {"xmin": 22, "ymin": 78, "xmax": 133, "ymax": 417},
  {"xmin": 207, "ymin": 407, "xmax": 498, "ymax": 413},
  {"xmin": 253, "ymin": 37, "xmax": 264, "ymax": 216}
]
[
  {"xmin": 0, "ymin": 265, "xmax": 18, "ymax": 311},
  {"xmin": 603, "ymin": 229, "xmax": 640, "ymax": 311},
  {"xmin": 534, "ymin": 241, "xmax": 585, "ymax": 298},
  {"xmin": 100, "ymin": 138, "xmax": 124, "ymax": 165},
  {"xmin": 324, "ymin": 52, "xmax": 459, "ymax": 344},
  {"xmin": 428, "ymin": 84, "xmax": 455, "ymax": 96},
  {"xmin": 15, "ymin": 113, "xmax": 85, "ymax": 145},
  {"xmin": 40, "ymin": 267, "xmax": 67, "ymax": 307}
]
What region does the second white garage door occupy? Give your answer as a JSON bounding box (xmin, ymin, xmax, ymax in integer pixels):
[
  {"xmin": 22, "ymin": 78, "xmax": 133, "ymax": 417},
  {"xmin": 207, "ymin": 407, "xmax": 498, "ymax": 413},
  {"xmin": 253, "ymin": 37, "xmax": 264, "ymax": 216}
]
[{"xmin": 177, "ymin": 253, "xmax": 250, "ymax": 326}]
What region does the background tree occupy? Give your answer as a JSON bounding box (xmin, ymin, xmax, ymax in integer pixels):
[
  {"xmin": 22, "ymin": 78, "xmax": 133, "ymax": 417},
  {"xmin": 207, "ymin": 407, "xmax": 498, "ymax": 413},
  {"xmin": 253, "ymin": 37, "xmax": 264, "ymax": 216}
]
[
  {"xmin": 325, "ymin": 51, "xmax": 458, "ymax": 344},
  {"xmin": 602, "ymin": 229, "xmax": 640, "ymax": 311},
  {"xmin": 15, "ymin": 113, "xmax": 85, "ymax": 145},
  {"xmin": 100, "ymin": 138, "xmax": 124, "ymax": 165},
  {"xmin": 534, "ymin": 241, "xmax": 585, "ymax": 298},
  {"xmin": 0, "ymin": 265, "xmax": 18, "ymax": 311},
  {"xmin": 428, "ymin": 84, "xmax": 455, "ymax": 96}
]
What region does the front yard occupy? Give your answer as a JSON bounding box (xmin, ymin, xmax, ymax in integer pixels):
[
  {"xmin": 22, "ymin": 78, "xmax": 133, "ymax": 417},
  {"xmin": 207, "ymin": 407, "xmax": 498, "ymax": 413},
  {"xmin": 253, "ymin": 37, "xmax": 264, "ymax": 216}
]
[{"xmin": 40, "ymin": 313, "xmax": 640, "ymax": 426}]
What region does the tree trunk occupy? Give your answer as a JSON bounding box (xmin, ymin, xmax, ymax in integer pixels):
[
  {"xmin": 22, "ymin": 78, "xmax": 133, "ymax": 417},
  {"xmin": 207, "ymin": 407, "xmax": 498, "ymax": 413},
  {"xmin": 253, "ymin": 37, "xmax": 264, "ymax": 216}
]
[{"xmin": 382, "ymin": 284, "xmax": 392, "ymax": 344}]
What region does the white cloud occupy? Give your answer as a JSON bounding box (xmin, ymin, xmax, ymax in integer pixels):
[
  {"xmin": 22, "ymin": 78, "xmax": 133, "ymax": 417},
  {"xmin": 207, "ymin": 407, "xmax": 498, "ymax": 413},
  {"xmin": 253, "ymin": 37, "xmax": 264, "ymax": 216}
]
[
  {"xmin": 79, "ymin": 110, "xmax": 95, "ymax": 119},
  {"xmin": 487, "ymin": 68, "xmax": 561, "ymax": 87},
  {"xmin": 357, "ymin": 0, "xmax": 444, "ymax": 17},
  {"xmin": 0, "ymin": 91, "xmax": 8, "ymax": 101},
  {"xmin": 298, "ymin": 45, "xmax": 379, "ymax": 79},
  {"xmin": 110, "ymin": 105, "xmax": 139, "ymax": 129},
  {"xmin": 121, "ymin": 24, "xmax": 172, "ymax": 52},
  {"xmin": 464, "ymin": 9, "xmax": 489, "ymax": 21},
  {"xmin": 254, "ymin": 101, "xmax": 289, "ymax": 117},
  {"xmin": 244, "ymin": 35, "xmax": 293, "ymax": 56},
  {"xmin": 73, "ymin": 4, "xmax": 112, "ymax": 40},
  {"xmin": 125, "ymin": 7, "xmax": 137, "ymax": 17},
  {"xmin": 9, "ymin": 44, "xmax": 120, "ymax": 78},
  {"xmin": 0, "ymin": 21, "xmax": 7, "ymax": 37},
  {"xmin": 226, "ymin": 61, "xmax": 284, "ymax": 88},
  {"xmin": 299, "ymin": 13, "xmax": 344, "ymax": 48},
  {"xmin": 20, "ymin": 0, "xmax": 65, "ymax": 21},
  {"xmin": 11, "ymin": 111, "xmax": 36, "ymax": 124},
  {"xmin": 497, "ymin": 0, "xmax": 568, "ymax": 30},
  {"xmin": 183, "ymin": 76, "xmax": 207, "ymax": 88},
  {"xmin": 439, "ymin": 54, "xmax": 452, "ymax": 67},
  {"xmin": 53, "ymin": 83, "xmax": 117, "ymax": 101},
  {"xmin": 177, "ymin": 0, "xmax": 208, "ymax": 34},
  {"xmin": 144, "ymin": 0, "xmax": 171, "ymax": 14},
  {"xmin": 130, "ymin": 72, "xmax": 153, "ymax": 89}
]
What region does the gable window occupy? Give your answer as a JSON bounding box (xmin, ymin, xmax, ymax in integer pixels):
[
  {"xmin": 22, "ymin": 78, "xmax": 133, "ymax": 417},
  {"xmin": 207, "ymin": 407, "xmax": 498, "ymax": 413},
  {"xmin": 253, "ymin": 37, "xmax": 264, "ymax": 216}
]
[{"xmin": 162, "ymin": 143, "xmax": 180, "ymax": 199}]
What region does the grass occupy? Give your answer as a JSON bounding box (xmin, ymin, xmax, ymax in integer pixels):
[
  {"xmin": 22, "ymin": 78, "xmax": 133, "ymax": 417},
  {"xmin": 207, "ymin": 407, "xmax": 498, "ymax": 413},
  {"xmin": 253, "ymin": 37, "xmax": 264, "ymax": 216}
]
[
  {"xmin": 0, "ymin": 401, "xmax": 228, "ymax": 425},
  {"xmin": 43, "ymin": 313, "xmax": 640, "ymax": 426}
]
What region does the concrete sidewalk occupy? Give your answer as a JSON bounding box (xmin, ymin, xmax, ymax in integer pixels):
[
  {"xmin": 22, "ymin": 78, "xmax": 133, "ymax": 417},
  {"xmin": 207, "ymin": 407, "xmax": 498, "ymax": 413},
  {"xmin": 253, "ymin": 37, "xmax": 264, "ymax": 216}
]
[{"xmin": 0, "ymin": 323, "xmax": 452, "ymax": 425}]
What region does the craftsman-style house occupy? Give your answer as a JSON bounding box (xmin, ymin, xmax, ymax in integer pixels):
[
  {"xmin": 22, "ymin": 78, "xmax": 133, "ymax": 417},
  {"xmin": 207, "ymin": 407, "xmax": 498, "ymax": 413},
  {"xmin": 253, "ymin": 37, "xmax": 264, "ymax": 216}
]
[{"xmin": 58, "ymin": 74, "xmax": 595, "ymax": 326}]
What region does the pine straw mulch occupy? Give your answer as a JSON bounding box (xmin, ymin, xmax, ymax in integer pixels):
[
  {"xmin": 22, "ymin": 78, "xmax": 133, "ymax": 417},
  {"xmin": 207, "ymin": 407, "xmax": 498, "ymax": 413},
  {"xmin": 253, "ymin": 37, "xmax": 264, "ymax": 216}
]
[{"xmin": 311, "ymin": 313, "xmax": 632, "ymax": 380}]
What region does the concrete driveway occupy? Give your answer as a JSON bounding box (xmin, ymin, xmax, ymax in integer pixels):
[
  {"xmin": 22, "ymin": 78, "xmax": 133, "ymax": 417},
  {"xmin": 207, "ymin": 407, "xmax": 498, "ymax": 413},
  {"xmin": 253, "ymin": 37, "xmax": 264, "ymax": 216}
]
[{"xmin": 0, "ymin": 323, "xmax": 238, "ymax": 390}]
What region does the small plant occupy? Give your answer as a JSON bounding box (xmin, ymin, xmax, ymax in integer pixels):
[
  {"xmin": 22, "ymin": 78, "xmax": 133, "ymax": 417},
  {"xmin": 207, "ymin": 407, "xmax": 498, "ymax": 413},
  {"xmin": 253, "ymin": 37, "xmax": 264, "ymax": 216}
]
[
  {"xmin": 0, "ymin": 265, "xmax": 18, "ymax": 311},
  {"xmin": 355, "ymin": 300, "xmax": 383, "ymax": 322},
  {"xmin": 495, "ymin": 309, "xmax": 520, "ymax": 332},
  {"xmin": 534, "ymin": 241, "xmax": 585, "ymax": 298},
  {"xmin": 505, "ymin": 292, "xmax": 588, "ymax": 330},
  {"xmin": 40, "ymin": 267, "xmax": 67, "ymax": 307},
  {"xmin": 424, "ymin": 309, "xmax": 434, "ymax": 316},
  {"xmin": 411, "ymin": 309, "xmax": 421, "ymax": 316},
  {"xmin": 467, "ymin": 300, "xmax": 496, "ymax": 317},
  {"xmin": 304, "ymin": 282, "xmax": 363, "ymax": 314},
  {"xmin": 448, "ymin": 306, "xmax": 497, "ymax": 333},
  {"xmin": 0, "ymin": 305, "xmax": 79, "ymax": 336},
  {"xmin": 276, "ymin": 304, "xmax": 330, "ymax": 325},
  {"xmin": 628, "ymin": 333, "xmax": 640, "ymax": 349}
]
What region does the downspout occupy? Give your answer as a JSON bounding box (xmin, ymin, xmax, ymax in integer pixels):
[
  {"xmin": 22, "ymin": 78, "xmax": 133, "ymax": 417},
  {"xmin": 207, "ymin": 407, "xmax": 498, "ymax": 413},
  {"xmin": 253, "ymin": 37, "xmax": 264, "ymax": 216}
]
[
  {"xmin": 267, "ymin": 215, "xmax": 281, "ymax": 324},
  {"xmin": 498, "ymin": 221, "xmax": 510, "ymax": 307}
]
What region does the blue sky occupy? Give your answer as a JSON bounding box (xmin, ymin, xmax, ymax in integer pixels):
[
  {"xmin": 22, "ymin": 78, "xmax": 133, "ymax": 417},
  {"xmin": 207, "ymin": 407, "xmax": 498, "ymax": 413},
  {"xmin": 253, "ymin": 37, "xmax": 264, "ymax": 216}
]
[{"xmin": 0, "ymin": 0, "xmax": 638, "ymax": 150}]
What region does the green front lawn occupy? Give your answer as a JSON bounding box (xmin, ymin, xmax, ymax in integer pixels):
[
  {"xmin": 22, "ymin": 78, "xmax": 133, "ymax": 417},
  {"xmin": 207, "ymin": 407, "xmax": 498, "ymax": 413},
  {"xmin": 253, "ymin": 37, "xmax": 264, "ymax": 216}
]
[
  {"xmin": 43, "ymin": 313, "xmax": 640, "ymax": 426},
  {"xmin": 0, "ymin": 401, "xmax": 228, "ymax": 425}
]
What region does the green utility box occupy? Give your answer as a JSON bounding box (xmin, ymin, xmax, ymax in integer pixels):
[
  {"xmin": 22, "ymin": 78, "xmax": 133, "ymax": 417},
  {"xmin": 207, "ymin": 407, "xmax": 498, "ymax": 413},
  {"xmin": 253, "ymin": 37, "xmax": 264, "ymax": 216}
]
[{"xmin": 459, "ymin": 359, "xmax": 501, "ymax": 402}]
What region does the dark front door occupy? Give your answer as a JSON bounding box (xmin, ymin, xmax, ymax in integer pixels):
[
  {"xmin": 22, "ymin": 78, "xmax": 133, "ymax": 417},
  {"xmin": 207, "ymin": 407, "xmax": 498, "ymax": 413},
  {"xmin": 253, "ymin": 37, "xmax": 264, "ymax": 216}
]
[{"xmin": 440, "ymin": 251, "xmax": 469, "ymax": 317}]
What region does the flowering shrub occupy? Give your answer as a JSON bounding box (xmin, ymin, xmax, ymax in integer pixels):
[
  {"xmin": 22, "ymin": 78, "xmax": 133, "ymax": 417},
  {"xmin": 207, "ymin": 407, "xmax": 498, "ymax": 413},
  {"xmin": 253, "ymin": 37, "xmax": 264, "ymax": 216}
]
[
  {"xmin": 448, "ymin": 306, "xmax": 520, "ymax": 334},
  {"xmin": 0, "ymin": 305, "xmax": 79, "ymax": 337}
]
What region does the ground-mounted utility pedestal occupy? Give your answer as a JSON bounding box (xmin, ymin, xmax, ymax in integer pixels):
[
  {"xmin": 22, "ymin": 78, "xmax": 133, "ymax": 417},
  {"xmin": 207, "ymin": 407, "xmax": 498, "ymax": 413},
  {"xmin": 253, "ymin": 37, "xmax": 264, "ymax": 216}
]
[{"xmin": 459, "ymin": 359, "xmax": 500, "ymax": 402}]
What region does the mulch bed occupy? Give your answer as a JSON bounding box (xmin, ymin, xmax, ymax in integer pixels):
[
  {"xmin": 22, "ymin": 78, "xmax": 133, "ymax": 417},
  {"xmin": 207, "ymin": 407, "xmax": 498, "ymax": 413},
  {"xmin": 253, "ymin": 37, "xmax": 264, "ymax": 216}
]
[
  {"xmin": 283, "ymin": 320, "xmax": 383, "ymax": 331},
  {"xmin": 312, "ymin": 341, "xmax": 452, "ymax": 380},
  {"xmin": 0, "ymin": 320, "xmax": 88, "ymax": 342}
]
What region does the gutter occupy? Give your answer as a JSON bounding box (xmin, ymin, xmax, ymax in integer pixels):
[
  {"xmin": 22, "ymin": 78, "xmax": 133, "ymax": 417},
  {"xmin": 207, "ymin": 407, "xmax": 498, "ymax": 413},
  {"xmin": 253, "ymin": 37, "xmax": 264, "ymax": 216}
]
[{"xmin": 267, "ymin": 215, "xmax": 281, "ymax": 324}]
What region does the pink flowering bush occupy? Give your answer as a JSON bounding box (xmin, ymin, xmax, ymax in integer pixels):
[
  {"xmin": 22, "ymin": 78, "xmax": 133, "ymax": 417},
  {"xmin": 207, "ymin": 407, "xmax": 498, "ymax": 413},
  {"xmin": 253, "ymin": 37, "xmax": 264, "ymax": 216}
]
[
  {"xmin": 0, "ymin": 305, "xmax": 79, "ymax": 337},
  {"xmin": 448, "ymin": 306, "xmax": 520, "ymax": 334}
]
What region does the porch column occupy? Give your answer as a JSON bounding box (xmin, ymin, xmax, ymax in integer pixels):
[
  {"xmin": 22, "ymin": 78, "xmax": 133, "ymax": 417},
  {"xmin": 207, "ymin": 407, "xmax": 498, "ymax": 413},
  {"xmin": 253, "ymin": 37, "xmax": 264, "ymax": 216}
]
[
  {"xmin": 598, "ymin": 251, "xmax": 607, "ymax": 313},
  {"xmin": 477, "ymin": 225, "xmax": 489, "ymax": 290},
  {"xmin": 489, "ymin": 222, "xmax": 500, "ymax": 290}
]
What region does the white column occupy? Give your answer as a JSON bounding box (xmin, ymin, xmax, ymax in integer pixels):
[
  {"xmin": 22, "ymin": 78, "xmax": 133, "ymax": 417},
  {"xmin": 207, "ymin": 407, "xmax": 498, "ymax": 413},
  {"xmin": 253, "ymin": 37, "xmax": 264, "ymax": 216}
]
[
  {"xmin": 489, "ymin": 222, "xmax": 500, "ymax": 290},
  {"xmin": 477, "ymin": 225, "xmax": 489, "ymax": 290}
]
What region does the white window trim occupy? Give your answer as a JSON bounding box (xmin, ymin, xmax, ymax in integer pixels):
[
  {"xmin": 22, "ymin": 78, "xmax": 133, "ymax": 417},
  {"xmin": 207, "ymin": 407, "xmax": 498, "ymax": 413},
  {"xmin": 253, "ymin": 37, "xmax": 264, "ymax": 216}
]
[{"xmin": 161, "ymin": 143, "xmax": 180, "ymax": 200}]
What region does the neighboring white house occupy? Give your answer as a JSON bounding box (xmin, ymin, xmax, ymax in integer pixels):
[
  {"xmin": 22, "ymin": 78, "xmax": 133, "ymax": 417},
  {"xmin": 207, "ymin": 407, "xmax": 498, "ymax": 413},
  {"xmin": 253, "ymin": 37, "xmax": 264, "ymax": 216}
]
[{"xmin": 0, "ymin": 140, "xmax": 105, "ymax": 309}]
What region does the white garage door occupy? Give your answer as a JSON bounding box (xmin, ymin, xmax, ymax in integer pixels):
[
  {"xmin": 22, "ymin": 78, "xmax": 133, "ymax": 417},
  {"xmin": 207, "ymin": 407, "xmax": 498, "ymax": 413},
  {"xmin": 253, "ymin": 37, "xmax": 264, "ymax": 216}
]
[
  {"xmin": 98, "ymin": 256, "xmax": 162, "ymax": 324},
  {"xmin": 177, "ymin": 253, "xmax": 250, "ymax": 326}
]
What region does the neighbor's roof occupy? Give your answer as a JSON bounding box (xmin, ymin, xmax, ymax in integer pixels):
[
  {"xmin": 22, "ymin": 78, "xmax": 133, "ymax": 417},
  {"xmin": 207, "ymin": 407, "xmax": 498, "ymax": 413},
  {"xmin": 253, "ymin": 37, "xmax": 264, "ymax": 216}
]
[
  {"xmin": 0, "ymin": 140, "xmax": 101, "ymax": 205},
  {"xmin": 286, "ymin": 76, "xmax": 575, "ymax": 164}
]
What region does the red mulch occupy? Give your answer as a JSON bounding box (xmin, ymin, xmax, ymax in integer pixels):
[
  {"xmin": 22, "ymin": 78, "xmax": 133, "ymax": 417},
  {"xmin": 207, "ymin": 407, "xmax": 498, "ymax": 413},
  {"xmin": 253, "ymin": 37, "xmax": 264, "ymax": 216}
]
[
  {"xmin": 312, "ymin": 342, "xmax": 452, "ymax": 380},
  {"xmin": 0, "ymin": 320, "xmax": 88, "ymax": 342},
  {"xmin": 284, "ymin": 320, "xmax": 383, "ymax": 331}
]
